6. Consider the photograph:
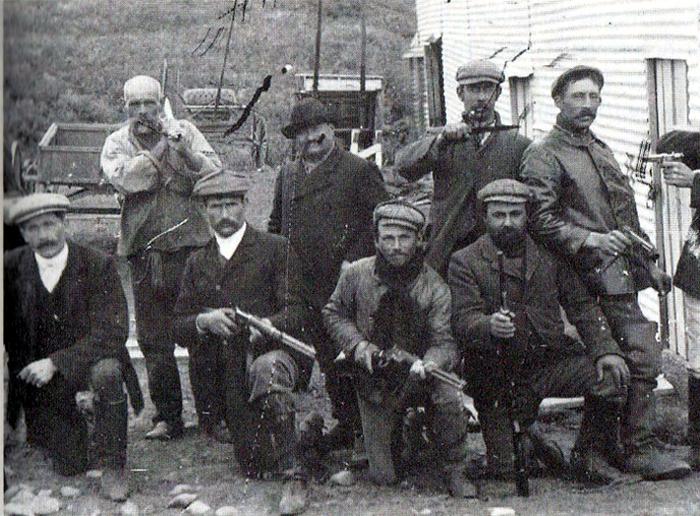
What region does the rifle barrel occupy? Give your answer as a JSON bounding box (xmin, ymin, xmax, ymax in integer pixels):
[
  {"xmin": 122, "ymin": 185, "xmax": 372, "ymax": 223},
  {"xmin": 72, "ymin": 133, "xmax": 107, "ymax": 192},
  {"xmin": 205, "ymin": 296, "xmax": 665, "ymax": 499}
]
[{"xmin": 234, "ymin": 307, "xmax": 316, "ymax": 359}]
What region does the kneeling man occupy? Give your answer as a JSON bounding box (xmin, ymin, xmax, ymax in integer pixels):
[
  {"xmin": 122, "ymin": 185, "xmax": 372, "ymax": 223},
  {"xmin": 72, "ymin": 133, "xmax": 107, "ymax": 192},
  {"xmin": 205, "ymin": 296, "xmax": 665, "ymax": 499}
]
[
  {"xmin": 5, "ymin": 194, "xmax": 144, "ymax": 501},
  {"xmin": 323, "ymin": 200, "xmax": 474, "ymax": 497},
  {"xmin": 449, "ymin": 179, "xmax": 630, "ymax": 484},
  {"xmin": 172, "ymin": 170, "xmax": 313, "ymax": 515}
]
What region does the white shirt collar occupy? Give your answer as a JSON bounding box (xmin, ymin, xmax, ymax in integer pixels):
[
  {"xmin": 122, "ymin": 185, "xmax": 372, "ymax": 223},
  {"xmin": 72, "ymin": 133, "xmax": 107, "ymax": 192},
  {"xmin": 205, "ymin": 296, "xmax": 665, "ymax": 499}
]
[
  {"xmin": 214, "ymin": 222, "xmax": 247, "ymax": 261},
  {"xmin": 34, "ymin": 244, "xmax": 69, "ymax": 293}
]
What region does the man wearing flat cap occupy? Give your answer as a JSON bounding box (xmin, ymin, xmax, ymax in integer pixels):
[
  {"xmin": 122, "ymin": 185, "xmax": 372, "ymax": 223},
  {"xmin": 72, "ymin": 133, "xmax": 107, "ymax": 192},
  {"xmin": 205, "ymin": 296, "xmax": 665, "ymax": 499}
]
[
  {"xmin": 395, "ymin": 58, "xmax": 531, "ymax": 278},
  {"xmin": 449, "ymin": 179, "xmax": 635, "ymax": 484},
  {"xmin": 172, "ymin": 169, "xmax": 313, "ymax": 514},
  {"xmin": 323, "ymin": 199, "xmax": 474, "ymax": 497},
  {"xmin": 4, "ymin": 193, "xmax": 144, "ymax": 501},
  {"xmin": 101, "ymin": 75, "xmax": 222, "ymax": 440},
  {"xmin": 269, "ymin": 97, "xmax": 388, "ymax": 454},
  {"xmin": 521, "ymin": 66, "xmax": 691, "ymax": 479}
]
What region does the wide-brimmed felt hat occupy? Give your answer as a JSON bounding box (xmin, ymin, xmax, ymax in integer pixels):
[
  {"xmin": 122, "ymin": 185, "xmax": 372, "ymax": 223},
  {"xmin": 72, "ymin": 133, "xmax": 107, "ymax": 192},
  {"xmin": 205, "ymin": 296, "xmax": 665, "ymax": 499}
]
[{"xmin": 281, "ymin": 97, "xmax": 331, "ymax": 139}]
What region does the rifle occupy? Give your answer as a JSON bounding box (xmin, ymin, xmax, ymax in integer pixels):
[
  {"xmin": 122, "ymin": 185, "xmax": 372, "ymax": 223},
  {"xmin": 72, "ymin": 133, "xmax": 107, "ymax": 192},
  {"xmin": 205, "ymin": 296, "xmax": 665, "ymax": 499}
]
[
  {"xmin": 496, "ymin": 250, "xmax": 530, "ymax": 497},
  {"xmin": 231, "ymin": 307, "xmax": 316, "ymax": 360},
  {"xmin": 620, "ymin": 225, "xmax": 659, "ymax": 262},
  {"xmin": 426, "ymin": 110, "xmax": 520, "ymax": 138},
  {"xmin": 372, "ymin": 346, "xmax": 467, "ymax": 393}
]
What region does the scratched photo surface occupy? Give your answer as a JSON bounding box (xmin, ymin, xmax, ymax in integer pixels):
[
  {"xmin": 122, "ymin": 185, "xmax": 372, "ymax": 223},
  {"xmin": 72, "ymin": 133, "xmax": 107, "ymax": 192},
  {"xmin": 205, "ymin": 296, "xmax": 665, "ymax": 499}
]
[{"xmin": 4, "ymin": 1, "xmax": 699, "ymax": 515}]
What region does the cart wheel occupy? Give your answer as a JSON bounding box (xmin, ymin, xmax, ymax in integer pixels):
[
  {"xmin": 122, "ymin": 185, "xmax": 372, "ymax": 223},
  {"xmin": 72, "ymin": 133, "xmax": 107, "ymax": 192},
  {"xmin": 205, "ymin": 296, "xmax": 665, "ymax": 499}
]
[
  {"xmin": 182, "ymin": 88, "xmax": 237, "ymax": 106},
  {"xmin": 9, "ymin": 141, "xmax": 37, "ymax": 194}
]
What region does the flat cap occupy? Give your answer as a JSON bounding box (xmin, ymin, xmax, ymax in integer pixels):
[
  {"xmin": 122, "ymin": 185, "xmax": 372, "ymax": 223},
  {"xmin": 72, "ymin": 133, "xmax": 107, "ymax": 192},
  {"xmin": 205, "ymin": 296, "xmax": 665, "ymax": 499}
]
[
  {"xmin": 7, "ymin": 193, "xmax": 70, "ymax": 225},
  {"xmin": 124, "ymin": 75, "xmax": 162, "ymax": 106},
  {"xmin": 282, "ymin": 97, "xmax": 331, "ymax": 139},
  {"xmin": 477, "ymin": 179, "xmax": 531, "ymax": 204},
  {"xmin": 551, "ymin": 65, "xmax": 604, "ymax": 98},
  {"xmin": 192, "ymin": 169, "xmax": 251, "ymax": 198},
  {"xmin": 373, "ymin": 199, "xmax": 426, "ymax": 233},
  {"xmin": 456, "ymin": 60, "xmax": 504, "ymax": 85}
]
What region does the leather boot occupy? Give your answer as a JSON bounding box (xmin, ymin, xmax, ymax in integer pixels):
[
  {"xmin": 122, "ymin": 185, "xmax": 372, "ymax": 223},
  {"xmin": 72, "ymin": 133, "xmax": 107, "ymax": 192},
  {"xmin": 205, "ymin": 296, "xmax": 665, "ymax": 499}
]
[
  {"xmin": 622, "ymin": 381, "xmax": 691, "ymax": 480},
  {"xmin": 279, "ymin": 474, "xmax": 308, "ymax": 515},
  {"xmin": 478, "ymin": 404, "xmax": 514, "ymax": 478},
  {"xmin": 101, "ymin": 466, "xmax": 129, "ymax": 502},
  {"xmin": 444, "ymin": 463, "xmax": 477, "ymax": 498},
  {"xmin": 688, "ymin": 375, "xmax": 700, "ymax": 471},
  {"xmin": 95, "ymin": 397, "xmax": 129, "ymax": 501}
]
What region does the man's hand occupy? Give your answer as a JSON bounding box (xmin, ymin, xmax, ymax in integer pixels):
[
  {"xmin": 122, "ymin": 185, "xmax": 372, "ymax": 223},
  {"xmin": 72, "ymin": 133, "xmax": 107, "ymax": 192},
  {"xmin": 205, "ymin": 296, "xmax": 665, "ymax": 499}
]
[
  {"xmin": 595, "ymin": 354, "xmax": 630, "ymax": 391},
  {"xmin": 18, "ymin": 358, "xmax": 57, "ymax": 388},
  {"xmin": 249, "ymin": 318, "xmax": 272, "ymax": 345},
  {"xmin": 354, "ymin": 340, "xmax": 380, "ymax": 374},
  {"xmin": 439, "ymin": 123, "xmax": 470, "ymax": 143},
  {"xmin": 489, "ymin": 310, "xmax": 516, "ymax": 339},
  {"xmin": 661, "ymin": 161, "xmax": 698, "ymax": 188},
  {"xmin": 583, "ymin": 230, "xmax": 632, "ymax": 256},
  {"xmin": 648, "ymin": 265, "xmax": 672, "ymax": 296},
  {"xmin": 196, "ymin": 308, "xmax": 240, "ymax": 339},
  {"xmin": 409, "ymin": 359, "xmax": 437, "ymax": 380}
]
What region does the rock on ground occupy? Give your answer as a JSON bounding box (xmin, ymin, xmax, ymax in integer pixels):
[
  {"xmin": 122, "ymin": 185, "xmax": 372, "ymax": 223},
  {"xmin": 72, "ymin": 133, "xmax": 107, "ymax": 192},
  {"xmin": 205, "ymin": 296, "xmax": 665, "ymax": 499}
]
[
  {"xmin": 59, "ymin": 486, "xmax": 80, "ymax": 498},
  {"xmin": 168, "ymin": 493, "xmax": 198, "ymax": 508},
  {"xmin": 215, "ymin": 507, "xmax": 240, "ymax": 516},
  {"xmin": 185, "ymin": 500, "xmax": 212, "ymax": 514},
  {"xmin": 169, "ymin": 483, "xmax": 198, "ymax": 496},
  {"xmin": 4, "ymin": 502, "xmax": 35, "ymax": 516},
  {"xmin": 30, "ymin": 495, "xmax": 61, "ymax": 515},
  {"xmin": 119, "ymin": 501, "xmax": 139, "ymax": 515}
]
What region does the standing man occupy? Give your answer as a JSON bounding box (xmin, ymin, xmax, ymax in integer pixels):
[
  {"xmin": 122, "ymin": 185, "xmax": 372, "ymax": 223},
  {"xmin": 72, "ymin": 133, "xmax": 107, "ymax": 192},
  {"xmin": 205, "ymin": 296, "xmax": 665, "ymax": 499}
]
[
  {"xmin": 394, "ymin": 59, "xmax": 531, "ymax": 278},
  {"xmin": 269, "ymin": 97, "xmax": 388, "ymax": 453},
  {"xmin": 449, "ymin": 180, "xmax": 631, "ymax": 485},
  {"xmin": 101, "ymin": 75, "xmax": 222, "ymax": 440},
  {"xmin": 5, "ymin": 193, "xmax": 144, "ymax": 501},
  {"xmin": 657, "ymin": 130, "xmax": 700, "ymax": 470},
  {"xmin": 521, "ymin": 65, "xmax": 691, "ymax": 479},
  {"xmin": 323, "ymin": 200, "xmax": 474, "ymax": 497},
  {"xmin": 172, "ymin": 170, "xmax": 312, "ymax": 515}
]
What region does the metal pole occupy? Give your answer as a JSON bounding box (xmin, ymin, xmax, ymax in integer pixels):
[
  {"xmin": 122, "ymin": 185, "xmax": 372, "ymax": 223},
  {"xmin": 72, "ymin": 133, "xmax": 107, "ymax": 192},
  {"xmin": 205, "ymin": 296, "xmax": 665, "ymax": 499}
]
[
  {"xmin": 216, "ymin": 0, "xmax": 237, "ymax": 112},
  {"xmin": 312, "ymin": 0, "xmax": 322, "ymax": 94}
]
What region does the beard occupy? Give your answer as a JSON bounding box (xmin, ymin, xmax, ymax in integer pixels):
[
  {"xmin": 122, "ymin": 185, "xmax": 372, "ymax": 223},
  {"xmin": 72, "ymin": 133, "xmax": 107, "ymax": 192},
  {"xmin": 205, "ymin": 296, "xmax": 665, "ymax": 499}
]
[{"xmin": 491, "ymin": 226, "xmax": 526, "ymax": 255}]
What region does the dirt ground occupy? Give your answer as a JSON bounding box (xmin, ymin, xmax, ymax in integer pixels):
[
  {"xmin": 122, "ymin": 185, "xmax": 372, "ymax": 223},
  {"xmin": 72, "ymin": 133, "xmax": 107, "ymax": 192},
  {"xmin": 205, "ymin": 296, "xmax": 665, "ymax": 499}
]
[{"xmin": 5, "ymin": 354, "xmax": 700, "ymax": 516}]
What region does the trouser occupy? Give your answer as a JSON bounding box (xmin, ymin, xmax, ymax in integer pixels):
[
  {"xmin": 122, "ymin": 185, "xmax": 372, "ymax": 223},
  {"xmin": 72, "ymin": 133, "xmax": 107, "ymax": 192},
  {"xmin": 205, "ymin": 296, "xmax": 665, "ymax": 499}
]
[
  {"xmin": 130, "ymin": 247, "xmax": 194, "ymax": 430},
  {"xmin": 356, "ymin": 381, "xmax": 470, "ymax": 485},
  {"xmin": 308, "ymin": 313, "xmax": 361, "ymax": 434},
  {"xmin": 683, "ymin": 294, "xmax": 700, "ymax": 451},
  {"xmin": 598, "ymin": 294, "xmax": 662, "ymax": 453},
  {"xmin": 24, "ymin": 358, "xmax": 128, "ymax": 475}
]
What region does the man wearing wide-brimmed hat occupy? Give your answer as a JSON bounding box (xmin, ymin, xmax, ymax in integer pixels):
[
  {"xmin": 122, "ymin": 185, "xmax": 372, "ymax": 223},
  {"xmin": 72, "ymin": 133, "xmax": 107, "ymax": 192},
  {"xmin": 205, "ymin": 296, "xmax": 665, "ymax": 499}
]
[
  {"xmin": 4, "ymin": 193, "xmax": 144, "ymax": 501},
  {"xmin": 269, "ymin": 97, "xmax": 388, "ymax": 456},
  {"xmin": 323, "ymin": 199, "xmax": 474, "ymax": 497},
  {"xmin": 101, "ymin": 75, "xmax": 222, "ymax": 440},
  {"xmin": 395, "ymin": 59, "xmax": 532, "ymax": 279},
  {"xmin": 172, "ymin": 169, "xmax": 313, "ymax": 514}
]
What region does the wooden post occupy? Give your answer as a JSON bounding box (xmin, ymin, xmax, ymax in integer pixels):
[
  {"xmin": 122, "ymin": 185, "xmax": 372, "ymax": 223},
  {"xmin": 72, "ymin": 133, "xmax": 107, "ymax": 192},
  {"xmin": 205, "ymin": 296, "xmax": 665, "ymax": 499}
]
[
  {"xmin": 360, "ymin": 1, "xmax": 369, "ymax": 130},
  {"xmin": 216, "ymin": 0, "xmax": 237, "ymax": 112},
  {"xmin": 312, "ymin": 0, "xmax": 322, "ymax": 94}
]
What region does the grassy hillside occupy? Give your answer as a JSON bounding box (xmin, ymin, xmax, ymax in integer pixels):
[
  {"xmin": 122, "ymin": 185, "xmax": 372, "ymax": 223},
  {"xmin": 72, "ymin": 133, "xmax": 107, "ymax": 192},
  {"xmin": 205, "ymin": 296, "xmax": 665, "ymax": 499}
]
[{"xmin": 4, "ymin": 0, "xmax": 417, "ymax": 166}]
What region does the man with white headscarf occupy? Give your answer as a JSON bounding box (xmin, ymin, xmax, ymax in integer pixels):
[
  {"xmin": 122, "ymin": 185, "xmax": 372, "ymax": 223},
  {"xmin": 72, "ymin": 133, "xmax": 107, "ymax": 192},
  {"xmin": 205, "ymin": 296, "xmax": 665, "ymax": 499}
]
[{"xmin": 101, "ymin": 75, "xmax": 221, "ymax": 440}]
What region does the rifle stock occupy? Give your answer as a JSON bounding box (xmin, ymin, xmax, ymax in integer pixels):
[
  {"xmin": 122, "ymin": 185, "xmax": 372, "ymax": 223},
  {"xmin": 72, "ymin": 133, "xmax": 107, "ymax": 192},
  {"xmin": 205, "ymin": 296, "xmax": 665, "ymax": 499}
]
[
  {"xmin": 233, "ymin": 307, "xmax": 316, "ymax": 360},
  {"xmin": 496, "ymin": 250, "xmax": 530, "ymax": 497}
]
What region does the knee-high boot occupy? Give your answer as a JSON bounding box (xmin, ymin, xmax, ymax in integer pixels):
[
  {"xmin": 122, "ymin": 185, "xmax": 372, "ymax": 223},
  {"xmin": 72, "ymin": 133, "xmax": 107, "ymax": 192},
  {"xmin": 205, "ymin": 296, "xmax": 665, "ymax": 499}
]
[{"xmin": 688, "ymin": 375, "xmax": 700, "ymax": 470}]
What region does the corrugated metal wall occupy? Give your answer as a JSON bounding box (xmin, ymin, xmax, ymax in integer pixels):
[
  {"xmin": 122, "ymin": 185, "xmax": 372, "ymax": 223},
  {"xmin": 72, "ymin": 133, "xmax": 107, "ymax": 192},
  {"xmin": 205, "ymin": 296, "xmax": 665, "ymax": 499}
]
[{"xmin": 412, "ymin": 0, "xmax": 700, "ymax": 355}]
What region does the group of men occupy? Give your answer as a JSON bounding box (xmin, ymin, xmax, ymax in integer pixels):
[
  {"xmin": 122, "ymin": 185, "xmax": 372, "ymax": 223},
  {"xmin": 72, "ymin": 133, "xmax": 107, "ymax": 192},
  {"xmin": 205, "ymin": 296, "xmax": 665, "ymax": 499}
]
[{"xmin": 5, "ymin": 58, "xmax": 698, "ymax": 514}]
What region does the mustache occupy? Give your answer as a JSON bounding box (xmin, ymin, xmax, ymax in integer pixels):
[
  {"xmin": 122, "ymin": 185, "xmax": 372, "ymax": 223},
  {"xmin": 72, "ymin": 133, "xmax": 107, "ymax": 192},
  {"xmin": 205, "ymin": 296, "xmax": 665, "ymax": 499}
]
[
  {"xmin": 577, "ymin": 108, "xmax": 596, "ymax": 118},
  {"xmin": 306, "ymin": 133, "xmax": 326, "ymax": 145},
  {"xmin": 37, "ymin": 240, "xmax": 59, "ymax": 249}
]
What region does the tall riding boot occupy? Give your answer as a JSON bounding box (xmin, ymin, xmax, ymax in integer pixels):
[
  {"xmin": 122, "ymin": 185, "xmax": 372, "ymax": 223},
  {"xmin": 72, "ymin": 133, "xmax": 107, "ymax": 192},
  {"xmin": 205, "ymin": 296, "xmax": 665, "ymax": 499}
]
[
  {"xmin": 622, "ymin": 380, "xmax": 690, "ymax": 480},
  {"xmin": 688, "ymin": 375, "xmax": 700, "ymax": 471},
  {"xmin": 95, "ymin": 396, "xmax": 129, "ymax": 501},
  {"xmin": 570, "ymin": 398, "xmax": 624, "ymax": 484}
]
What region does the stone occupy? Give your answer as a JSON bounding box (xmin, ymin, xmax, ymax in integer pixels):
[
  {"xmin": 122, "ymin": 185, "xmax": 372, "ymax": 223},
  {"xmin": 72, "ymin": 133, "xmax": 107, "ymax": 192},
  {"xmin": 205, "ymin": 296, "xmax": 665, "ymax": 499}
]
[
  {"xmin": 184, "ymin": 500, "xmax": 212, "ymax": 514},
  {"xmin": 4, "ymin": 502, "xmax": 35, "ymax": 516},
  {"xmin": 488, "ymin": 509, "xmax": 516, "ymax": 516},
  {"xmin": 167, "ymin": 493, "xmax": 198, "ymax": 508},
  {"xmin": 30, "ymin": 496, "xmax": 61, "ymax": 515},
  {"xmin": 85, "ymin": 470, "xmax": 103, "ymax": 479},
  {"xmin": 119, "ymin": 501, "xmax": 140, "ymax": 515},
  {"xmin": 10, "ymin": 488, "xmax": 36, "ymax": 505},
  {"xmin": 329, "ymin": 470, "xmax": 356, "ymax": 486},
  {"xmin": 215, "ymin": 507, "xmax": 240, "ymax": 516},
  {"xmin": 60, "ymin": 486, "xmax": 80, "ymax": 498},
  {"xmin": 168, "ymin": 484, "xmax": 198, "ymax": 496},
  {"xmin": 5, "ymin": 484, "xmax": 24, "ymax": 503}
]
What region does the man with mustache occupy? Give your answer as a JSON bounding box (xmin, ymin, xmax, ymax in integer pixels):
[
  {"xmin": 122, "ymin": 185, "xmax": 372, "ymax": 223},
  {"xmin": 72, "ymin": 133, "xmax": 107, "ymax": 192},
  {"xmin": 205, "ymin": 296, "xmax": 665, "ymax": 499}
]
[
  {"xmin": 269, "ymin": 97, "xmax": 388, "ymax": 457},
  {"xmin": 449, "ymin": 179, "xmax": 635, "ymax": 484},
  {"xmin": 172, "ymin": 169, "xmax": 313, "ymax": 515},
  {"xmin": 394, "ymin": 59, "xmax": 532, "ymax": 278},
  {"xmin": 101, "ymin": 75, "xmax": 221, "ymax": 440},
  {"xmin": 521, "ymin": 66, "xmax": 691, "ymax": 479},
  {"xmin": 4, "ymin": 193, "xmax": 143, "ymax": 501},
  {"xmin": 323, "ymin": 199, "xmax": 474, "ymax": 497}
]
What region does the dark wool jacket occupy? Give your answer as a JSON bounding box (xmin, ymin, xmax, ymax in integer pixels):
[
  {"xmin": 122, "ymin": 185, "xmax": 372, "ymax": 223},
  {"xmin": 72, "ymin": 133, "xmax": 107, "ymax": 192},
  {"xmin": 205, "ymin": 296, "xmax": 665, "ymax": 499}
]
[
  {"xmin": 269, "ymin": 145, "xmax": 388, "ymax": 312},
  {"xmin": 4, "ymin": 242, "xmax": 144, "ymax": 425},
  {"xmin": 395, "ymin": 113, "xmax": 531, "ymax": 277},
  {"xmin": 448, "ymin": 234, "xmax": 621, "ymax": 361},
  {"xmin": 171, "ymin": 227, "xmax": 313, "ymax": 386},
  {"xmin": 521, "ymin": 122, "xmax": 652, "ymax": 295}
]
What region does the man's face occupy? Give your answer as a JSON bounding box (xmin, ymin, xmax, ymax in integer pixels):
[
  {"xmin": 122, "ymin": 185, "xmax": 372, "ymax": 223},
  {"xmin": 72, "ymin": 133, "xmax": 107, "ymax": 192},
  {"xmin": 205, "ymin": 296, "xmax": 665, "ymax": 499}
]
[
  {"xmin": 126, "ymin": 98, "xmax": 162, "ymax": 135},
  {"xmin": 19, "ymin": 212, "xmax": 68, "ymax": 259},
  {"xmin": 295, "ymin": 122, "xmax": 335, "ymax": 161},
  {"xmin": 485, "ymin": 201, "xmax": 527, "ymax": 250},
  {"xmin": 204, "ymin": 195, "xmax": 247, "ymax": 238},
  {"xmin": 375, "ymin": 222, "xmax": 419, "ymax": 267},
  {"xmin": 555, "ymin": 77, "xmax": 601, "ymax": 131},
  {"xmin": 458, "ymin": 81, "xmax": 501, "ymax": 123}
]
